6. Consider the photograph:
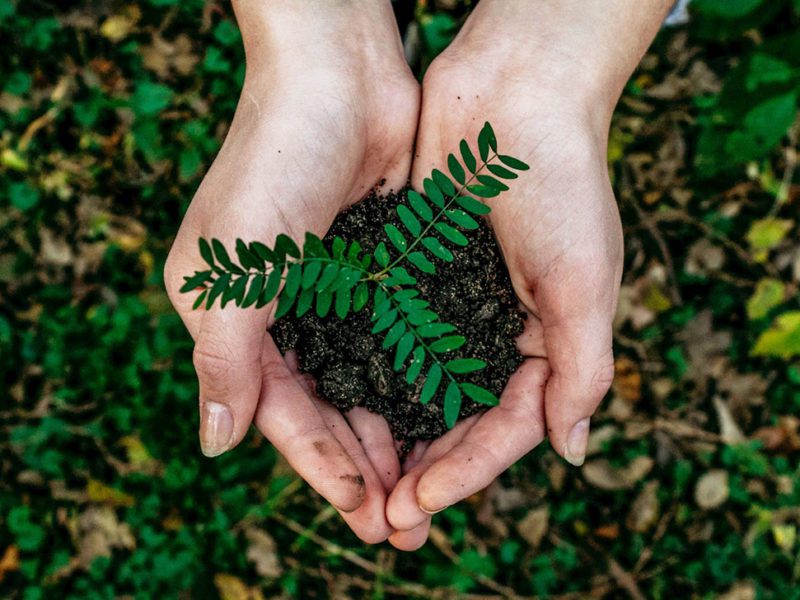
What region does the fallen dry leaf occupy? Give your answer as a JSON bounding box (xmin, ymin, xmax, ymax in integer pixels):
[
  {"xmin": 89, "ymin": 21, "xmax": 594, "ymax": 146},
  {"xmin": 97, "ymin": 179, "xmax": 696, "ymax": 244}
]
[
  {"xmin": 75, "ymin": 506, "xmax": 135, "ymax": 568},
  {"xmin": 613, "ymin": 357, "xmax": 642, "ymax": 403},
  {"xmin": 752, "ymin": 416, "xmax": 800, "ymax": 452},
  {"xmin": 712, "ymin": 396, "xmax": 747, "ymax": 445},
  {"xmin": 244, "ymin": 527, "xmax": 282, "ymax": 580},
  {"xmin": 214, "ymin": 573, "xmax": 265, "ymax": 600},
  {"xmin": 718, "ymin": 582, "xmax": 756, "ymax": 600},
  {"xmin": 516, "ymin": 506, "xmax": 549, "ymax": 549},
  {"xmin": 86, "ymin": 480, "xmax": 135, "ymax": 507},
  {"xmin": 582, "ymin": 456, "xmax": 654, "ymax": 491},
  {"xmin": 695, "ymin": 470, "xmax": 730, "ymax": 509},
  {"xmin": 0, "ymin": 545, "xmax": 20, "ymax": 583},
  {"xmin": 626, "ymin": 481, "xmax": 660, "ymax": 533}
]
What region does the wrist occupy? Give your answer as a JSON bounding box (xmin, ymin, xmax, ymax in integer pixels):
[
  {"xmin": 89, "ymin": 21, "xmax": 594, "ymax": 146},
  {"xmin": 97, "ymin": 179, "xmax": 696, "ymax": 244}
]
[{"xmin": 448, "ymin": 0, "xmax": 672, "ymax": 124}]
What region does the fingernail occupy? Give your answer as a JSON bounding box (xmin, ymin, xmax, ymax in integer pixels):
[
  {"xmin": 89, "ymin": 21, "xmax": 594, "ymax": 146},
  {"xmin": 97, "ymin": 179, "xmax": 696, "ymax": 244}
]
[
  {"xmin": 420, "ymin": 505, "xmax": 446, "ymax": 516},
  {"xmin": 563, "ymin": 418, "xmax": 590, "ymax": 467},
  {"xmin": 200, "ymin": 401, "xmax": 234, "ymax": 457}
]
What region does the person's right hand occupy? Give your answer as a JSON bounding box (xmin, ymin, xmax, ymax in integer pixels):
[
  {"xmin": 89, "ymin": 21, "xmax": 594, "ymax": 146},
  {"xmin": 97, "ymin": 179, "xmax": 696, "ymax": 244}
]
[{"xmin": 164, "ymin": 1, "xmax": 419, "ymax": 543}]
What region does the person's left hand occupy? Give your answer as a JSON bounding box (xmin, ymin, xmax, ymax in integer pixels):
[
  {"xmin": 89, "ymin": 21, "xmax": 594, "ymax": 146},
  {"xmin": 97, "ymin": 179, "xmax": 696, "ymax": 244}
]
[{"xmin": 382, "ymin": 0, "xmax": 644, "ymax": 549}]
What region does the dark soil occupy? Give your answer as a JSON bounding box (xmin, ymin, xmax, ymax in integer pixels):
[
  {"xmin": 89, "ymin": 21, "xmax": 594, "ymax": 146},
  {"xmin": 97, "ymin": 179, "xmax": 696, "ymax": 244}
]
[{"xmin": 271, "ymin": 189, "xmax": 525, "ymax": 445}]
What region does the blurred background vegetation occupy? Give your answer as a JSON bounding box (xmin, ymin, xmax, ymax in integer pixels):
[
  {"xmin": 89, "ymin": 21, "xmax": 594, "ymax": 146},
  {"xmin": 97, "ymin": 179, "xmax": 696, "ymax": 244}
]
[{"xmin": 2, "ymin": 0, "xmax": 800, "ymax": 598}]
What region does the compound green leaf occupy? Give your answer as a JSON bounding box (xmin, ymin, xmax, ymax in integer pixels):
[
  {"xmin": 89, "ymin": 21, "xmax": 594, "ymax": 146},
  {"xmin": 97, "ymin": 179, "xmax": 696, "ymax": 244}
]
[
  {"xmin": 283, "ymin": 263, "xmax": 302, "ymax": 299},
  {"xmin": 422, "ymin": 237, "xmax": 454, "ymax": 261},
  {"xmin": 460, "ymin": 139, "xmax": 477, "ymax": 173},
  {"xmin": 487, "ymin": 163, "xmax": 518, "ymax": 179},
  {"xmin": 372, "ymin": 308, "xmax": 398, "ymax": 333},
  {"xmin": 498, "ymin": 154, "xmax": 530, "ymax": 171},
  {"xmin": 444, "ymin": 382, "xmax": 462, "ymax": 428},
  {"xmin": 430, "ymin": 335, "xmax": 466, "ymax": 353},
  {"xmin": 423, "ymin": 178, "xmax": 445, "ymax": 208},
  {"xmin": 352, "ymin": 282, "xmax": 369, "ymax": 312},
  {"xmin": 417, "ymin": 322, "xmax": 457, "ymax": 337},
  {"xmin": 296, "ymin": 287, "xmax": 314, "ymax": 317},
  {"xmin": 241, "ymin": 273, "xmax": 265, "ymax": 308},
  {"xmin": 397, "ymin": 204, "xmax": 422, "ymax": 237},
  {"xmin": 374, "ymin": 242, "xmax": 390, "ymax": 267},
  {"xmin": 435, "ymin": 223, "xmax": 469, "ymax": 246},
  {"xmin": 316, "ymin": 263, "xmax": 339, "ymax": 291},
  {"xmin": 236, "ymin": 239, "xmax": 261, "ymax": 270},
  {"xmin": 192, "ymin": 289, "xmax": 208, "ymax": 310},
  {"xmin": 316, "ymin": 290, "xmax": 333, "ymax": 317},
  {"xmin": 301, "ymin": 261, "xmax": 322, "ymax": 289},
  {"xmin": 407, "ymin": 310, "xmax": 438, "ymax": 326},
  {"xmin": 199, "ymin": 238, "xmax": 214, "ymax": 267},
  {"xmin": 445, "ymin": 358, "xmax": 487, "ymax": 374},
  {"xmin": 394, "ymin": 331, "xmax": 415, "ymax": 370},
  {"xmin": 274, "ymin": 290, "xmax": 295, "ymax": 319},
  {"xmin": 212, "ymin": 239, "xmax": 243, "ymax": 274},
  {"xmin": 408, "ymin": 190, "xmax": 433, "ymax": 221},
  {"xmin": 180, "ymin": 270, "xmax": 211, "ymax": 293},
  {"xmin": 408, "ymin": 251, "xmax": 436, "ymax": 274},
  {"xmin": 385, "ymin": 224, "xmax": 408, "ymax": 253},
  {"xmin": 477, "ymin": 174, "xmax": 508, "ymax": 192},
  {"xmin": 406, "ymin": 347, "xmax": 425, "ymax": 384},
  {"xmin": 250, "ymin": 241, "xmax": 277, "ymax": 264},
  {"xmin": 275, "ymin": 233, "xmax": 301, "ymax": 260},
  {"xmin": 335, "ymin": 286, "xmax": 351, "ymax": 319},
  {"xmin": 432, "ymin": 169, "xmax": 456, "ymax": 196},
  {"xmin": 448, "ymin": 153, "xmax": 466, "ymax": 185},
  {"xmin": 461, "ymin": 383, "xmax": 499, "ymax": 406},
  {"xmin": 456, "ymin": 196, "xmax": 491, "ymax": 215},
  {"xmin": 420, "ymin": 364, "xmax": 443, "ymax": 404},
  {"xmin": 258, "ymin": 268, "xmax": 282, "ymax": 307},
  {"xmin": 466, "ymin": 184, "xmax": 500, "ymax": 198},
  {"xmin": 206, "ymin": 272, "xmax": 230, "ymax": 308},
  {"xmin": 445, "ymin": 209, "xmax": 479, "ymax": 230},
  {"xmin": 383, "ymin": 320, "xmax": 407, "ymax": 349}
]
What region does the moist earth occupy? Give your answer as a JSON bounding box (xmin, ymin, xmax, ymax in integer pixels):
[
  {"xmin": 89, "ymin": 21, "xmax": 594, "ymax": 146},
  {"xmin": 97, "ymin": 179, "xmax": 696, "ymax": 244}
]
[{"xmin": 271, "ymin": 188, "xmax": 525, "ymax": 445}]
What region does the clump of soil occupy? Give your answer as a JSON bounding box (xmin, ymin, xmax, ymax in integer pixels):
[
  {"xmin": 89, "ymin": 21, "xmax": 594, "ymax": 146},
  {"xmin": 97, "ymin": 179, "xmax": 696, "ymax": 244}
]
[{"xmin": 271, "ymin": 189, "xmax": 525, "ymax": 444}]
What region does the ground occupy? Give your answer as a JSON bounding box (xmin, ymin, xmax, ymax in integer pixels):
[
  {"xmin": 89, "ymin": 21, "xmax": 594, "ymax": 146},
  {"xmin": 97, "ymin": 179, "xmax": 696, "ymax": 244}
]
[{"xmin": 2, "ymin": 1, "xmax": 800, "ymax": 598}]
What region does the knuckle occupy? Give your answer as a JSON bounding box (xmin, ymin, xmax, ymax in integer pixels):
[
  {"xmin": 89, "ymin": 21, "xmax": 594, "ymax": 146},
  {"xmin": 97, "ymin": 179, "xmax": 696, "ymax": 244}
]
[
  {"xmin": 590, "ymin": 351, "xmax": 616, "ymax": 397},
  {"xmin": 193, "ymin": 343, "xmax": 249, "ymax": 387}
]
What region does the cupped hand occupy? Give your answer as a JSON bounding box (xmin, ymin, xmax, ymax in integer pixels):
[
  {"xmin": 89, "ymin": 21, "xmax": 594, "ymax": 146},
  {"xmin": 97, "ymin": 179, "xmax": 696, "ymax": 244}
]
[
  {"xmin": 164, "ymin": 1, "xmax": 419, "ymax": 543},
  {"xmin": 384, "ymin": 0, "xmax": 657, "ymax": 549}
]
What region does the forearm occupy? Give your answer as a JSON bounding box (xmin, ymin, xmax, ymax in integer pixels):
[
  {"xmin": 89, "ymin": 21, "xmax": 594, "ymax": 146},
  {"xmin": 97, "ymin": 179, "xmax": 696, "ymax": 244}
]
[{"xmin": 451, "ymin": 0, "xmax": 674, "ymax": 122}]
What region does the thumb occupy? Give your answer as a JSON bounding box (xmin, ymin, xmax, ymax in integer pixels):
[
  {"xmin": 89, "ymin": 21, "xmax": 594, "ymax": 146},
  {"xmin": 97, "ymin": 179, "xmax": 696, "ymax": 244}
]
[
  {"xmin": 537, "ymin": 278, "xmax": 616, "ymax": 467},
  {"xmin": 193, "ymin": 304, "xmax": 266, "ymax": 457},
  {"xmin": 165, "ymin": 235, "xmax": 266, "ymax": 458}
]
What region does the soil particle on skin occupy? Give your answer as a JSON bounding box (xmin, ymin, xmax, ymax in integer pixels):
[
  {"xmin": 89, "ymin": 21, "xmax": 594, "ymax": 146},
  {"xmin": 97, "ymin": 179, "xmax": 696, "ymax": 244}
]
[{"xmin": 272, "ymin": 188, "xmax": 525, "ymax": 445}]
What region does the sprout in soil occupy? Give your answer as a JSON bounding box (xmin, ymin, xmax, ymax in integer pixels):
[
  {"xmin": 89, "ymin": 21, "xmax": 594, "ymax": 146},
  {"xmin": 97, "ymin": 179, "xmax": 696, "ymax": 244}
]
[{"xmin": 181, "ymin": 122, "xmax": 529, "ymax": 428}]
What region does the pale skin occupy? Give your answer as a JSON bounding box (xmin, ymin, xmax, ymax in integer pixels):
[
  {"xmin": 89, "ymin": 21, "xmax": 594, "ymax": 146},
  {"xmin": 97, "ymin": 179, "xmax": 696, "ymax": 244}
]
[{"xmin": 164, "ymin": 0, "xmax": 674, "ymax": 548}]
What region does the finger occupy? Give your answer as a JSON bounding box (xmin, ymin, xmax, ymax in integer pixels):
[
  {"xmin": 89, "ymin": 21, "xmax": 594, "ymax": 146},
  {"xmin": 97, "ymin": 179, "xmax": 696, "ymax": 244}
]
[
  {"xmin": 345, "ymin": 407, "xmax": 402, "ymax": 492},
  {"xmin": 386, "ymin": 415, "xmax": 479, "ymax": 531},
  {"xmin": 402, "ymin": 440, "xmax": 431, "ymax": 473},
  {"xmin": 165, "ymin": 233, "xmax": 268, "ymax": 458},
  {"xmin": 536, "ymin": 274, "xmax": 617, "ymax": 467},
  {"xmin": 416, "ymin": 359, "xmax": 548, "ymax": 514},
  {"xmin": 313, "ymin": 400, "xmax": 394, "ymax": 544},
  {"xmin": 388, "ymin": 518, "xmax": 431, "ymax": 552},
  {"xmin": 516, "ymin": 308, "xmax": 546, "ymax": 357},
  {"xmin": 254, "ymin": 336, "xmax": 366, "ymax": 514}
]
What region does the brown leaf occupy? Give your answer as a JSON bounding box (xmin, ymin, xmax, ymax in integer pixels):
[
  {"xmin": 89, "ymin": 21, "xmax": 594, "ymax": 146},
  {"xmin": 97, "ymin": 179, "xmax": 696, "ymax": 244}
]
[
  {"xmin": 626, "ymin": 481, "xmax": 660, "ymax": 533},
  {"xmin": 86, "ymin": 480, "xmax": 135, "ymax": 507},
  {"xmin": 694, "ymin": 470, "xmax": 729, "ymax": 509},
  {"xmin": 244, "ymin": 527, "xmax": 282, "ymax": 580},
  {"xmin": 753, "ymin": 416, "xmax": 800, "ymax": 452},
  {"xmin": 214, "ymin": 574, "xmax": 265, "ymax": 600},
  {"xmin": 75, "ymin": 506, "xmax": 135, "ymax": 569},
  {"xmin": 0, "ymin": 545, "xmax": 20, "ymax": 583},
  {"xmin": 582, "ymin": 456, "xmax": 654, "ymax": 491},
  {"xmin": 718, "ymin": 582, "xmax": 756, "ymax": 600},
  {"xmin": 516, "ymin": 506, "xmax": 549, "ymax": 549},
  {"xmin": 613, "ymin": 357, "xmax": 642, "ymax": 404},
  {"xmin": 594, "ymin": 524, "xmax": 620, "ymax": 540}
]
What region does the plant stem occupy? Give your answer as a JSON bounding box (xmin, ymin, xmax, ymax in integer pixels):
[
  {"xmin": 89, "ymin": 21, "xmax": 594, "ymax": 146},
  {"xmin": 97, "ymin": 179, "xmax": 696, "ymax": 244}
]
[{"xmin": 374, "ymin": 152, "xmax": 498, "ymax": 278}]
